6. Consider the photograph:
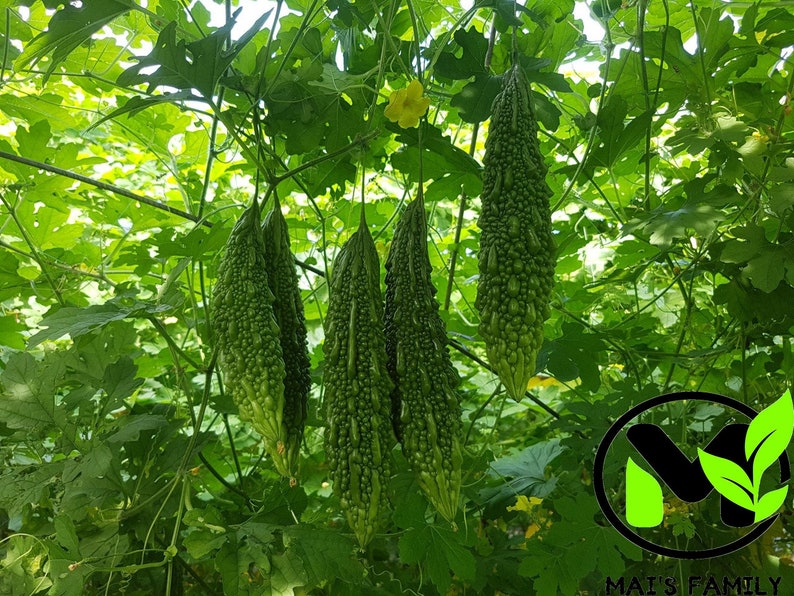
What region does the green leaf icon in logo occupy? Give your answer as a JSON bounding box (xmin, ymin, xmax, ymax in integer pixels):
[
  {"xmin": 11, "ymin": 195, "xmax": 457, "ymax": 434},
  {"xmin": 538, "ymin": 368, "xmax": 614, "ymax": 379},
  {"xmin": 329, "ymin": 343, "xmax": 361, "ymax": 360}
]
[
  {"xmin": 625, "ymin": 457, "xmax": 664, "ymax": 527},
  {"xmin": 745, "ymin": 390, "xmax": 794, "ymax": 493},
  {"xmin": 698, "ymin": 390, "xmax": 793, "ymax": 523},
  {"xmin": 697, "ymin": 450, "xmax": 755, "ymax": 510}
]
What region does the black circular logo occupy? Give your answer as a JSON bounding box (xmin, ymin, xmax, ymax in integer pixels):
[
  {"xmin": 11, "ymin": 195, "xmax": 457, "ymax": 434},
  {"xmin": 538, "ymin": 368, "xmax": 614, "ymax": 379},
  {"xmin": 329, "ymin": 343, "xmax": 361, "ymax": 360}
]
[{"xmin": 593, "ymin": 391, "xmax": 791, "ymax": 559}]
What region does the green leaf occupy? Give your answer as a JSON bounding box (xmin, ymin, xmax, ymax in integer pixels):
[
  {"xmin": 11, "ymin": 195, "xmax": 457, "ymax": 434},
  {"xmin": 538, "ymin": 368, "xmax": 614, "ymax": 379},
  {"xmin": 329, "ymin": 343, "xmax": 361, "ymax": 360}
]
[
  {"xmin": 0, "ymin": 462, "xmax": 64, "ymax": 518},
  {"xmin": 474, "ymin": 0, "xmax": 524, "ymax": 26},
  {"xmin": 754, "ymin": 486, "xmax": 788, "ymax": 523},
  {"xmin": 669, "ymin": 512, "xmax": 696, "ymax": 538},
  {"xmin": 721, "ymin": 223, "xmax": 767, "ymax": 263},
  {"xmin": 624, "ymin": 197, "xmax": 726, "ymax": 248},
  {"xmin": 397, "ymin": 525, "xmax": 427, "ymax": 565},
  {"xmin": 435, "ymin": 524, "xmax": 477, "ymax": 584},
  {"xmin": 398, "ymin": 524, "xmax": 476, "ymax": 594},
  {"xmin": 530, "ymin": 90, "xmax": 561, "ymax": 131},
  {"xmin": 60, "ymin": 444, "xmax": 117, "ymax": 518},
  {"xmin": 478, "ymin": 439, "xmax": 564, "ymax": 510},
  {"xmin": 116, "ymin": 21, "xmax": 203, "ymax": 95},
  {"xmin": 435, "ymin": 28, "xmax": 489, "ymax": 80},
  {"xmin": 389, "ymin": 121, "xmax": 483, "ymax": 199},
  {"xmin": 1, "ymin": 535, "xmax": 52, "ymax": 594},
  {"xmin": 27, "ymin": 304, "xmax": 128, "ymax": 348},
  {"xmin": 0, "ymin": 314, "xmax": 27, "ymax": 350},
  {"xmin": 697, "ymin": 8, "xmax": 735, "ymax": 70},
  {"xmin": 216, "ymin": 529, "xmax": 273, "ymax": 595},
  {"xmin": 697, "ymin": 448, "xmax": 754, "ymax": 510},
  {"xmin": 391, "ymin": 471, "xmax": 430, "ymax": 528},
  {"xmin": 518, "ymin": 549, "xmax": 579, "ymax": 596},
  {"xmin": 769, "ymin": 184, "xmax": 794, "ymax": 217},
  {"xmin": 281, "ymin": 526, "xmax": 365, "ymax": 587},
  {"xmin": 117, "ymin": 10, "xmax": 271, "ymax": 97},
  {"xmin": 713, "ymin": 278, "xmax": 794, "ymax": 331},
  {"xmin": 720, "ymin": 223, "xmax": 794, "ymax": 293},
  {"xmin": 15, "ymin": 118, "xmax": 54, "ymax": 162},
  {"xmin": 589, "ymin": 105, "xmax": 655, "ymax": 169},
  {"xmin": 100, "ymin": 357, "xmax": 143, "ymax": 412},
  {"xmin": 88, "ymin": 92, "xmax": 196, "ymax": 130},
  {"xmin": 216, "ymin": 537, "xmax": 249, "ymax": 596},
  {"xmin": 0, "ymin": 352, "xmax": 67, "ymax": 434},
  {"xmin": 540, "ymin": 323, "xmax": 604, "ymax": 391},
  {"xmin": 744, "ymin": 250, "xmax": 786, "ymax": 293},
  {"xmin": 254, "ymin": 482, "xmax": 308, "ymax": 525},
  {"xmin": 745, "ymin": 390, "xmax": 794, "ymax": 486},
  {"xmin": 105, "ymin": 415, "xmax": 170, "ymax": 444},
  {"xmin": 46, "ymin": 539, "xmax": 90, "ymax": 596},
  {"xmin": 0, "ymin": 93, "xmax": 76, "ymax": 130},
  {"xmin": 540, "ymin": 493, "xmax": 641, "ymax": 582},
  {"xmin": 390, "ymin": 121, "xmax": 482, "ymax": 179},
  {"xmin": 16, "ymin": 0, "xmax": 133, "ymax": 84},
  {"xmin": 523, "ymin": 70, "xmax": 572, "ymax": 94},
  {"xmin": 270, "ymin": 551, "xmax": 307, "ymax": 593},
  {"xmin": 449, "ymin": 74, "xmax": 502, "ymax": 124},
  {"xmin": 426, "ymin": 545, "xmax": 454, "ymax": 594},
  {"xmin": 53, "ymin": 514, "xmax": 80, "ymax": 559},
  {"xmin": 183, "ymin": 528, "xmax": 228, "ymax": 560}
]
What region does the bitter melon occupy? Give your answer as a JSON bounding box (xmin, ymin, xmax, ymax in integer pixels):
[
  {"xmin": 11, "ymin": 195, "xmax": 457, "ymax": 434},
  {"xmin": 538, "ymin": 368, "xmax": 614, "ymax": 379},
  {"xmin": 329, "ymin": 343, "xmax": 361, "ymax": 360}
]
[
  {"xmin": 262, "ymin": 196, "xmax": 311, "ymax": 481},
  {"xmin": 384, "ymin": 197, "xmax": 462, "ymax": 522},
  {"xmin": 211, "ymin": 203, "xmax": 288, "ymax": 475},
  {"xmin": 476, "ymin": 65, "xmax": 555, "ymax": 401},
  {"xmin": 323, "ymin": 218, "xmax": 395, "ymax": 547}
]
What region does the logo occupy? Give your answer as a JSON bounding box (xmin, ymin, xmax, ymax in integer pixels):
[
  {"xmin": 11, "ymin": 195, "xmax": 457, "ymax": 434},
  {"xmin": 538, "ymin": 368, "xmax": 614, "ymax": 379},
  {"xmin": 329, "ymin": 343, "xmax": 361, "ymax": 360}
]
[{"xmin": 594, "ymin": 390, "xmax": 793, "ymax": 559}]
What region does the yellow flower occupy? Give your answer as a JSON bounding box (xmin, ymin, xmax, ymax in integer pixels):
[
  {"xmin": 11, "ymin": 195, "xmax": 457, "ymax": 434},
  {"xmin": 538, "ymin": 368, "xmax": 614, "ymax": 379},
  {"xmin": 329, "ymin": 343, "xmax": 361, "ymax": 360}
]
[
  {"xmin": 524, "ymin": 522, "xmax": 541, "ymax": 539},
  {"xmin": 506, "ymin": 495, "xmax": 543, "ymax": 514},
  {"xmin": 384, "ymin": 79, "xmax": 431, "ymax": 128}
]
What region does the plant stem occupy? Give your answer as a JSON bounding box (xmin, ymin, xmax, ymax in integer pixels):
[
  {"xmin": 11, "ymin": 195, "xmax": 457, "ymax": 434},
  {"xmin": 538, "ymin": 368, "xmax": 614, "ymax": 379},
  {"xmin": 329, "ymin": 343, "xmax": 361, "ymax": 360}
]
[
  {"xmin": 0, "ymin": 192, "xmax": 65, "ymax": 306},
  {"xmin": 0, "ymin": 150, "xmax": 202, "ymax": 224}
]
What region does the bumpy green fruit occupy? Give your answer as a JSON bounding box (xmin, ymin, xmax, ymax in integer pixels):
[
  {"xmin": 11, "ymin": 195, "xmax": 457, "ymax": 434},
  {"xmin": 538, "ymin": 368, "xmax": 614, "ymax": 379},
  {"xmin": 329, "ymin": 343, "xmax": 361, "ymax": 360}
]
[
  {"xmin": 384, "ymin": 197, "xmax": 463, "ymax": 522},
  {"xmin": 211, "ymin": 204, "xmax": 288, "ymax": 475},
  {"xmin": 323, "ymin": 220, "xmax": 395, "ymax": 547},
  {"xmin": 476, "ymin": 65, "xmax": 555, "ymax": 401},
  {"xmin": 262, "ymin": 197, "xmax": 311, "ymax": 481}
]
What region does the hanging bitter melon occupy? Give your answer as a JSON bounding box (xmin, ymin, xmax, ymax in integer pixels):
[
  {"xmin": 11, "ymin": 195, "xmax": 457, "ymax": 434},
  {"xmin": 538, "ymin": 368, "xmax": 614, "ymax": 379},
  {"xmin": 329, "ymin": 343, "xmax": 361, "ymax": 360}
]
[
  {"xmin": 476, "ymin": 65, "xmax": 555, "ymax": 401},
  {"xmin": 384, "ymin": 197, "xmax": 463, "ymax": 522},
  {"xmin": 211, "ymin": 203, "xmax": 288, "ymax": 475},
  {"xmin": 323, "ymin": 218, "xmax": 395, "ymax": 547},
  {"xmin": 261, "ymin": 196, "xmax": 311, "ymax": 480}
]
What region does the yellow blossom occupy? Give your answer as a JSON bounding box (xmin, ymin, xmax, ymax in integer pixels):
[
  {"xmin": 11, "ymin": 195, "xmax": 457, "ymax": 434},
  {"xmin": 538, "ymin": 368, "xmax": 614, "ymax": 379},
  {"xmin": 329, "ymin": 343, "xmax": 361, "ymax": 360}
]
[
  {"xmin": 506, "ymin": 495, "xmax": 543, "ymax": 514},
  {"xmin": 524, "ymin": 522, "xmax": 541, "ymax": 539},
  {"xmin": 384, "ymin": 79, "xmax": 430, "ymax": 128}
]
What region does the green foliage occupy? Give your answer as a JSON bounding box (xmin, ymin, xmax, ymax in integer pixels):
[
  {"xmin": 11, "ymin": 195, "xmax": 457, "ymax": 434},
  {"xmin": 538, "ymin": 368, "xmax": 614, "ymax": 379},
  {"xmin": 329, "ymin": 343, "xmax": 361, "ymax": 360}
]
[
  {"xmin": 1, "ymin": 0, "xmax": 794, "ymax": 593},
  {"xmin": 16, "ymin": 0, "xmax": 133, "ymax": 84},
  {"xmin": 477, "ymin": 439, "xmax": 564, "ymax": 514},
  {"xmin": 117, "ymin": 13, "xmax": 271, "ymax": 98}
]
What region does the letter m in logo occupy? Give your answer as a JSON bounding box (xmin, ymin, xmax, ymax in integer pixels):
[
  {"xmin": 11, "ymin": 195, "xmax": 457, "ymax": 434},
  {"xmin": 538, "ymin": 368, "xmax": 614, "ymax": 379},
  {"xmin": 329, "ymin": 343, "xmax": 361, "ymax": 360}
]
[{"xmin": 625, "ymin": 423, "xmax": 754, "ymax": 528}]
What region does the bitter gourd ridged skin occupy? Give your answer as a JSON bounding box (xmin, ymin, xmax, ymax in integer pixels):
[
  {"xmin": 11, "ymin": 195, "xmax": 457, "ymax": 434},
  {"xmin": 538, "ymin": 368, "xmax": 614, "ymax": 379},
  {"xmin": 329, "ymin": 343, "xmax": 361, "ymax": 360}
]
[
  {"xmin": 384, "ymin": 198, "xmax": 463, "ymax": 522},
  {"xmin": 262, "ymin": 198, "xmax": 311, "ymax": 480},
  {"xmin": 323, "ymin": 221, "xmax": 395, "ymax": 547},
  {"xmin": 476, "ymin": 65, "xmax": 555, "ymax": 401},
  {"xmin": 211, "ymin": 205, "xmax": 288, "ymax": 475}
]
